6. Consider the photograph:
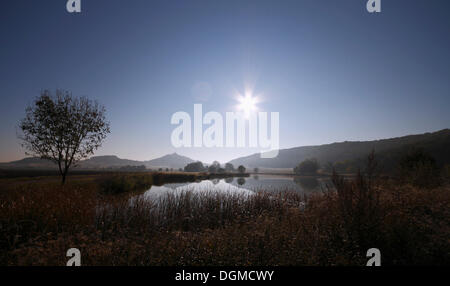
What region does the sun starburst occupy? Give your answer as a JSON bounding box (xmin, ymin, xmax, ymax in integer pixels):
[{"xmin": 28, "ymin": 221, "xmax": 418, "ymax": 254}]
[{"xmin": 237, "ymin": 91, "xmax": 258, "ymax": 118}]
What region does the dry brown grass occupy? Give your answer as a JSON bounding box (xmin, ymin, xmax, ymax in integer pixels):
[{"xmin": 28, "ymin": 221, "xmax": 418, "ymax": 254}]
[{"xmin": 1, "ymin": 170, "xmax": 449, "ymax": 266}]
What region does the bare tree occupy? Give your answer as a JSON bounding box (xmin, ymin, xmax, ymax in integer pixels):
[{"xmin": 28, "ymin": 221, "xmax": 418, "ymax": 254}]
[{"xmin": 18, "ymin": 90, "xmax": 110, "ymax": 184}]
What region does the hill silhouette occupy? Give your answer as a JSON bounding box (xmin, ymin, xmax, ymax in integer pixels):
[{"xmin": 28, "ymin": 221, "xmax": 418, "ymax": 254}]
[
  {"xmin": 2, "ymin": 130, "xmax": 449, "ymax": 172},
  {"xmin": 144, "ymin": 153, "xmax": 194, "ymax": 169},
  {"xmin": 0, "ymin": 153, "xmax": 195, "ymax": 170},
  {"xmin": 228, "ymin": 129, "xmax": 450, "ymax": 171}
]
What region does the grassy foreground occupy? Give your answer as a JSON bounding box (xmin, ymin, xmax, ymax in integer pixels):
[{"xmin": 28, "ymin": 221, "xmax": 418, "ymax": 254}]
[{"xmin": 0, "ymin": 170, "xmax": 449, "ymax": 266}]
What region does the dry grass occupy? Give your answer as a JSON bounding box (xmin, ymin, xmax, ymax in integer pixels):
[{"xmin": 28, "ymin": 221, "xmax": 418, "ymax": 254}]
[{"xmin": 0, "ymin": 170, "xmax": 449, "ymax": 266}]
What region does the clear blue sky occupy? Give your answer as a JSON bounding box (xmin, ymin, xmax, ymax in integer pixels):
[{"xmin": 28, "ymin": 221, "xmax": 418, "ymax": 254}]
[{"xmin": 1, "ymin": 0, "xmax": 449, "ymax": 163}]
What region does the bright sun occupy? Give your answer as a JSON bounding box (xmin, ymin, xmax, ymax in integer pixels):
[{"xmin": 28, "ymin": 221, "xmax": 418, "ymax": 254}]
[{"xmin": 237, "ymin": 92, "xmax": 258, "ymax": 117}]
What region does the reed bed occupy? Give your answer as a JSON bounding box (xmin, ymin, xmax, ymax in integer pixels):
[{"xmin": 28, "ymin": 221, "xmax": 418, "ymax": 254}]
[{"xmin": 0, "ymin": 171, "xmax": 449, "ymax": 266}]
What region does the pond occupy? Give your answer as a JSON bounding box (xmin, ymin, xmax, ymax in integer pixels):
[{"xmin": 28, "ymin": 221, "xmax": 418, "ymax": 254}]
[{"xmin": 139, "ymin": 174, "xmax": 331, "ymax": 201}]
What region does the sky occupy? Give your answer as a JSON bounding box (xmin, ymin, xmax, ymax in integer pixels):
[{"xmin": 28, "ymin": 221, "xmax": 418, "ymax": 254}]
[{"xmin": 0, "ymin": 0, "xmax": 449, "ymax": 164}]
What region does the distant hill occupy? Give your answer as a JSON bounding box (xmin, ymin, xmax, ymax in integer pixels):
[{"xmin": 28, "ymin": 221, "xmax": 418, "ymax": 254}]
[
  {"xmin": 2, "ymin": 130, "xmax": 449, "ymax": 172},
  {"xmin": 0, "ymin": 155, "xmax": 143, "ymax": 170},
  {"xmin": 79, "ymin": 156, "xmax": 144, "ymax": 169},
  {"xmin": 144, "ymin": 153, "xmax": 195, "ymax": 169},
  {"xmin": 228, "ymin": 129, "xmax": 450, "ymax": 171},
  {"xmin": 0, "ymin": 153, "xmax": 197, "ymax": 170},
  {"xmin": 0, "ymin": 157, "xmax": 57, "ymax": 169}
]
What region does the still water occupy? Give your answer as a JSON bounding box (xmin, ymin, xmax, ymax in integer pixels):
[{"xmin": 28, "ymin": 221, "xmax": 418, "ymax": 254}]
[{"xmin": 140, "ymin": 175, "xmax": 330, "ymax": 201}]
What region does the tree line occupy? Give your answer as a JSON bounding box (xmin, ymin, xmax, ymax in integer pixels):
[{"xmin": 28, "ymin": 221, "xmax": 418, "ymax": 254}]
[{"xmin": 184, "ymin": 161, "xmax": 246, "ymax": 174}]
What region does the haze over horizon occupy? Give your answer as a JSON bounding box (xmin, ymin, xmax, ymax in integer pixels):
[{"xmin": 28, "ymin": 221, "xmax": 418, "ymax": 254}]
[
  {"xmin": 1, "ymin": 1, "xmax": 450, "ymax": 163},
  {"xmin": 2, "ymin": 128, "xmax": 449, "ymax": 165}
]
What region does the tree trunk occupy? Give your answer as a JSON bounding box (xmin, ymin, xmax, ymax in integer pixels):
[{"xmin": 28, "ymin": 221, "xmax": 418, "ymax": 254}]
[
  {"xmin": 58, "ymin": 161, "xmax": 66, "ymax": 185},
  {"xmin": 61, "ymin": 172, "xmax": 67, "ymax": 185},
  {"xmin": 61, "ymin": 166, "xmax": 69, "ymax": 185}
]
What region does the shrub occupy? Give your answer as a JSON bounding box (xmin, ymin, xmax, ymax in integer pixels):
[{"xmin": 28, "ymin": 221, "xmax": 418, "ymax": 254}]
[
  {"xmin": 184, "ymin": 161, "xmax": 206, "ymax": 172},
  {"xmin": 98, "ymin": 174, "xmax": 153, "ymax": 194},
  {"xmin": 329, "ymin": 152, "xmax": 383, "ymax": 254},
  {"xmin": 225, "ymin": 163, "xmax": 235, "ymax": 172},
  {"xmin": 442, "ymin": 165, "xmax": 450, "ymax": 185},
  {"xmin": 294, "ymin": 158, "xmax": 319, "ymax": 175},
  {"xmin": 398, "ymin": 147, "xmax": 440, "ymax": 188}
]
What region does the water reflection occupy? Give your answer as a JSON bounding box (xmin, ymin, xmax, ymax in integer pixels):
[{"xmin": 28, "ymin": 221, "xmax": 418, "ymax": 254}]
[
  {"xmin": 237, "ymin": 178, "xmax": 246, "ymax": 185},
  {"xmin": 293, "ymin": 177, "xmax": 320, "ymax": 191},
  {"xmin": 140, "ymin": 179, "xmax": 254, "ymax": 202},
  {"xmin": 139, "ymin": 175, "xmax": 328, "ymax": 203}
]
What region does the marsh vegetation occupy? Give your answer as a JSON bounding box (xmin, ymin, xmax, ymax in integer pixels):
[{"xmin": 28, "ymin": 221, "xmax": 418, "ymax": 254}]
[{"xmin": 1, "ymin": 153, "xmax": 449, "ymax": 266}]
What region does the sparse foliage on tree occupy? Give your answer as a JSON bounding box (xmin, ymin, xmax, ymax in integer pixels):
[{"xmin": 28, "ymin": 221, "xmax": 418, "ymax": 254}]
[{"xmin": 18, "ymin": 90, "xmax": 110, "ymax": 184}]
